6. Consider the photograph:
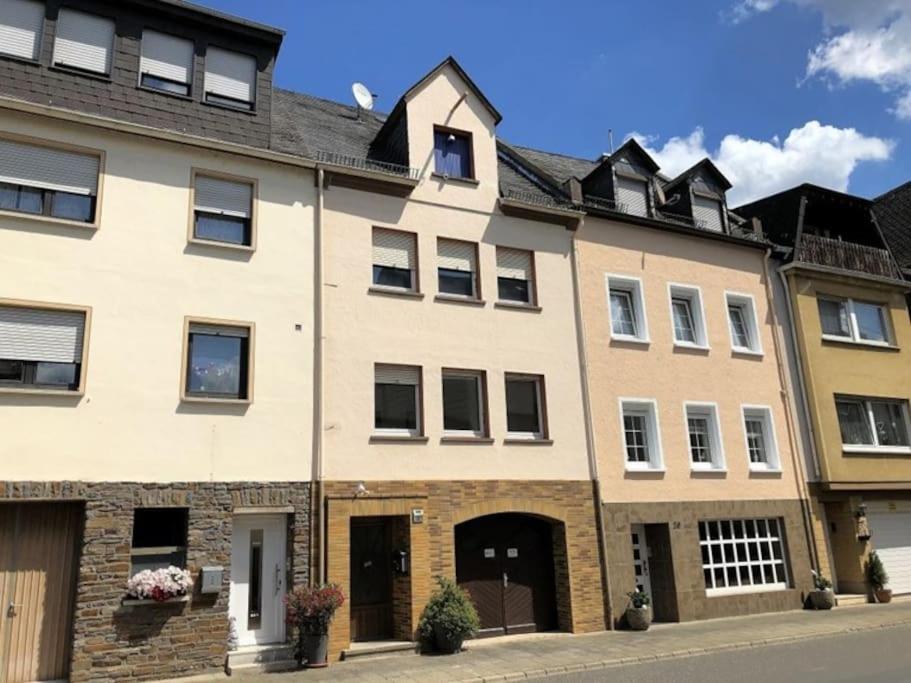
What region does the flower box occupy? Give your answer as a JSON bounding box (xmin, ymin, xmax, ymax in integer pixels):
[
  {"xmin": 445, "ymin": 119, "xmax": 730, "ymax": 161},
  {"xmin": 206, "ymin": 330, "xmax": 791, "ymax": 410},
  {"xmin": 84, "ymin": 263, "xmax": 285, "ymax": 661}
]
[{"xmin": 122, "ymin": 595, "xmax": 190, "ymax": 607}]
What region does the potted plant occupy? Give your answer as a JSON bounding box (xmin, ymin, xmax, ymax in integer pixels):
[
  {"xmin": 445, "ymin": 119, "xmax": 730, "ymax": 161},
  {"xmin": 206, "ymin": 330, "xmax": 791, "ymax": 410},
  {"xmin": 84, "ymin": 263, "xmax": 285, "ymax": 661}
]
[
  {"xmin": 867, "ymin": 551, "xmax": 892, "ymax": 603},
  {"xmin": 125, "ymin": 566, "xmax": 193, "ymax": 603},
  {"xmin": 285, "ymin": 583, "xmax": 345, "ymax": 668},
  {"xmin": 625, "ymin": 590, "xmax": 651, "ymax": 631},
  {"xmin": 417, "ymin": 576, "xmax": 480, "ymax": 653},
  {"xmin": 808, "ymin": 572, "xmax": 835, "ymax": 610}
]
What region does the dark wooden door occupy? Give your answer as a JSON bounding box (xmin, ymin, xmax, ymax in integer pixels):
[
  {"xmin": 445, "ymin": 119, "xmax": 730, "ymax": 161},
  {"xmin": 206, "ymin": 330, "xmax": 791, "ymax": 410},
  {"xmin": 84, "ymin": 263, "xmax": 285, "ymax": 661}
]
[
  {"xmin": 456, "ymin": 514, "xmax": 557, "ymax": 636},
  {"xmin": 350, "ymin": 518, "xmax": 392, "ymax": 641}
]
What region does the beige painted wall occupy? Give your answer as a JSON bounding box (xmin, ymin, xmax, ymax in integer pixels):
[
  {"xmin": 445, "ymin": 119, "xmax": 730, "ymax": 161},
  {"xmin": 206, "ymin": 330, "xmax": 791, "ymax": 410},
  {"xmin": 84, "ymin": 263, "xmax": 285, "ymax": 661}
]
[
  {"xmin": 577, "ymin": 217, "xmax": 805, "ymax": 503},
  {"xmin": 787, "ymin": 269, "xmax": 911, "ymax": 484},
  {"xmin": 321, "ymin": 65, "xmax": 590, "ymax": 481},
  {"xmin": 0, "ymin": 110, "xmax": 315, "ymax": 482}
]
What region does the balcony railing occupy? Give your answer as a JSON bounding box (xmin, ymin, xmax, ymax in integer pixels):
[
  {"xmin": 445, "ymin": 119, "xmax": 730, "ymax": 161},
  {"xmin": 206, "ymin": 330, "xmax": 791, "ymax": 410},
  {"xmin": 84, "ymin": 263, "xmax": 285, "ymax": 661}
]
[
  {"xmin": 314, "ymin": 151, "xmax": 419, "ymax": 180},
  {"xmin": 501, "ymin": 188, "xmax": 577, "ymax": 210},
  {"xmin": 796, "ymin": 233, "xmax": 901, "ymax": 279},
  {"xmin": 582, "ymin": 195, "xmax": 626, "ymax": 213}
]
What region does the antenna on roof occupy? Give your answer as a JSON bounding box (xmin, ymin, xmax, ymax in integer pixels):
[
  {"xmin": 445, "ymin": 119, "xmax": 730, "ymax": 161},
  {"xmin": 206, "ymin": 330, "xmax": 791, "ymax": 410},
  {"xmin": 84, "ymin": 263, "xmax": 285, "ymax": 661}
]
[
  {"xmin": 352, "ymin": 82, "xmax": 375, "ymax": 121},
  {"xmin": 608, "ymin": 128, "xmax": 614, "ymax": 154}
]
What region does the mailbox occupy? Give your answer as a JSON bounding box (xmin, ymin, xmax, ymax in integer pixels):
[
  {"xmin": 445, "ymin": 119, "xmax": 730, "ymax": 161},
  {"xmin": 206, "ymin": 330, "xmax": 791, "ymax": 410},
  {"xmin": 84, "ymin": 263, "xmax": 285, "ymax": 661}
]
[{"xmin": 199, "ymin": 566, "xmax": 224, "ymax": 594}]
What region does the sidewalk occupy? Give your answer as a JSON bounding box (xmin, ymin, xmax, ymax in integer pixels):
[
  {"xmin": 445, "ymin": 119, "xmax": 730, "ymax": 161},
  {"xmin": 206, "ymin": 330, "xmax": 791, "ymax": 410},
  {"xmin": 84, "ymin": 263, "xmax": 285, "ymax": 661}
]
[{"xmin": 223, "ymin": 600, "xmax": 911, "ymax": 683}]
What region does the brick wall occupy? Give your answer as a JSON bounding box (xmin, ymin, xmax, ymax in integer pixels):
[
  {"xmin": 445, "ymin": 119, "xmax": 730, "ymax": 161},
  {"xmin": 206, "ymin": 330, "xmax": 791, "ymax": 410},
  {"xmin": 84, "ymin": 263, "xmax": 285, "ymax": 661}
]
[{"xmin": 0, "ymin": 481, "xmax": 310, "ymax": 682}]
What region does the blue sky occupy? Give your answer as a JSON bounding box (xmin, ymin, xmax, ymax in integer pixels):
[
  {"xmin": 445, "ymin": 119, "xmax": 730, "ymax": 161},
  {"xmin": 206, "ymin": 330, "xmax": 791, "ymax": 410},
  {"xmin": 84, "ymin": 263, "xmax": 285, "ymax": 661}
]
[{"xmin": 198, "ymin": 0, "xmax": 911, "ymax": 205}]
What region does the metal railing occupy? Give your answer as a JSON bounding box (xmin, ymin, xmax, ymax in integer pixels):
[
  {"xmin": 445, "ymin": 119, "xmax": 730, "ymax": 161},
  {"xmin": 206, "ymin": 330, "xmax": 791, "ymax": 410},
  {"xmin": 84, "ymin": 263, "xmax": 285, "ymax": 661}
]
[
  {"xmin": 796, "ymin": 233, "xmax": 901, "ymax": 279},
  {"xmin": 582, "ymin": 195, "xmax": 626, "ymax": 213},
  {"xmin": 314, "ymin": 151, "xmax": 419, "ymax": 180},
  {"xmin": 501, "ymin": 188, "xmax": 577, "ymax": 210}
]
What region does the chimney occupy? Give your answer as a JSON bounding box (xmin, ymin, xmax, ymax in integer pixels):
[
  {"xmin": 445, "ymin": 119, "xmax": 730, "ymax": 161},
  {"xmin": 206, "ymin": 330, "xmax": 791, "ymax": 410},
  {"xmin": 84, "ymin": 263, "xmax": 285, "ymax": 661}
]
[{"xmin": 562, "ymin": 177, "xmax": 583, "ymax": 205}]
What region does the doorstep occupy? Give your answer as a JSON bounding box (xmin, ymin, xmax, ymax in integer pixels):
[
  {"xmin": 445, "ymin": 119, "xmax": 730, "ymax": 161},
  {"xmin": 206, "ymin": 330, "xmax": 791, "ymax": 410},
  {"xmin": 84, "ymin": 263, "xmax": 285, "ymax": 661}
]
[
  {"xmin": 341, "ymin": 640, "xmax": 417, "ymax": 661},
  {"xmin": 225, "ymin": 643, "xmax": 296, "ymax": 675}
]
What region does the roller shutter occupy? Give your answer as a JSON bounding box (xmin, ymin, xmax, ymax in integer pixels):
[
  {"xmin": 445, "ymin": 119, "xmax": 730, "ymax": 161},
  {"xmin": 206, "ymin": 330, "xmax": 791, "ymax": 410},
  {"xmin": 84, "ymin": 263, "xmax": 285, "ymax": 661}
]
[
  {"xmin": 53, "ymin": 8, "xmax": 114, "ymax": 75},
  {"xmin": 0, "ymin": 0, "xmax": 44, "ymax": 60},
  {"xmin": 0, "ymin": 306, "xmax": 85, "ymax": 363}
]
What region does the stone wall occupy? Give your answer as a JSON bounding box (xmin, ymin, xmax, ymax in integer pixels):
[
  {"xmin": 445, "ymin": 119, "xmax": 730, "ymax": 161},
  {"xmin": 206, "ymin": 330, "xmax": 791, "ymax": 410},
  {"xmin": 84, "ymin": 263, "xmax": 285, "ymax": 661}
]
[
  {"xmin": 0, "ymin": 481, "xmax": 310, "ymax": 682},
  {"xmin": 603, "ymin": 498, "xmax": 814, "ymax": 625}
]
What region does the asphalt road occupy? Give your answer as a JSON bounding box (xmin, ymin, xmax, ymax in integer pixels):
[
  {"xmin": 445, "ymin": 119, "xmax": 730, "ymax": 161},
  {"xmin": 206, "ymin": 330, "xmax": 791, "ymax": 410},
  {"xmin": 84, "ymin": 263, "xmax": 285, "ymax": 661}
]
[{"xmin": 529, "ymin": 624, "xmax": 911, "ymax": 683}]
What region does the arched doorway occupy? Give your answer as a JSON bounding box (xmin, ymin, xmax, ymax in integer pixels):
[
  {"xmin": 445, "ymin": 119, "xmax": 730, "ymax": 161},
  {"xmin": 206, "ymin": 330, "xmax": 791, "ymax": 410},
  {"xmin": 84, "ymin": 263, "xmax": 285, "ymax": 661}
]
[{"xmin": 455, "ymin": 513, "xmax": 558, "ymax": 636}]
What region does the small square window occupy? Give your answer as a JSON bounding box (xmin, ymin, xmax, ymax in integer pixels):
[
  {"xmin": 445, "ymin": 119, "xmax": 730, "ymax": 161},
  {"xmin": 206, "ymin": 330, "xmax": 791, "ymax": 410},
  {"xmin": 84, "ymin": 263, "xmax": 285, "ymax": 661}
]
[
  {"xmin": 374, "ymin": 364, "xmax": 421, "ymax": 436},
  {"xmin": 130, "ymin": 507, "xmax": 188, "ymax": 574},
  {"xmin": 433, "ymin": 128, "xmax": 473, "ymax": 179},
  {"xmin": 373, "ymin": 228, "xmax": 417, "ymax": 292},
  {"xmin": 607, "ymin": 275, "xmax": 648, "ymax": 343},
  {"xmin": 685, "ymin": 403, "xmax": 724, "ymax": 470},
  {"xmin": 204, "ymin": 46, "xmax": 256, "ymax": 110},
  {"xmin": 668, "ymin": 284, "xmax": 707, "ymax": 348},
  {"xmin": 442, "ymin": 369, "xmax": 486, "ymax": 437},
  {"xmin": 505, "ymin": 374, "xmax": 546, "ymax": 440},
  {"xmin": 53, "ymin": 9, "xmax": 114, "ymax": 75},
  {"xmin": 140, "ymin": 30, "xmax": 194, "ymax": 96},
  {"xmin": 184, "ymin": 321, "xmax": 252, "ymax": 401},
  {"xmin": 742, "ymin": 406, "xmax": 780, "ymax": 471},
  {"xmin": 437, "ymin": 238, "xmax": 479, "ymax": 299},
  {"xmin": 620, "ymin": 399, "xmax": 662, "ymax": 470},
  {"xmin": 726, "ymin": 292, "xmax": 762, "ymax": 354}
]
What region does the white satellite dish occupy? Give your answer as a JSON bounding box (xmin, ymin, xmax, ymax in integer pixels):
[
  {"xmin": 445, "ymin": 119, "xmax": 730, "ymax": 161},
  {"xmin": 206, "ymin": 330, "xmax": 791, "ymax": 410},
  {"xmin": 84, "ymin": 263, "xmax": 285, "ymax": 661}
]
[{"xmin": 352, "ymin": 82, "xmax": 374, "ymax": 111}]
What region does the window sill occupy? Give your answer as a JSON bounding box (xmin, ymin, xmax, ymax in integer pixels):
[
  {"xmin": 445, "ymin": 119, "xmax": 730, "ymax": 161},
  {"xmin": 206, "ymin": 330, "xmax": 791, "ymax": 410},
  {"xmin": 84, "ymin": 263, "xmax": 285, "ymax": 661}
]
[
  {"xmin": 431, "ymin": 173, "xmax": 479, "ymax": 186},
  {"xmin": 843, "ymin": 445, "xmax": 911, "ymax": 456},
  {"xmin": 181, "ymin": 396, "xmax": 251, "ymax": 406},
  {"xmin": 625, "ymin": 465, "xmax": 665, "ymax": 473},
  {"xmin": 821, "ymin": 335, "xmax": 899, "ymax": 351},
  {"xmin": 0, "ymin": 386, "xmax": 84, "ymax": 397},
  {"xmin": 50, "ymin": 64, "xmax": 112, "ymax": 83},
  {"xmin": 138, "ymin": 84, "xmax": 194, "ymax": 102},
  {"xmin": 503, "ymin": 438, "xmax": 553, "ymax": 445},
  {"xmin": 0, "ymin": 207, "xmax": 99, "ymax": 230},
  {"xmin": 202, "ymin": 99, "xmax": 257, "ymax": 116},
  {"xmin": 441, "ymin": 436, "xmax": 495, "ymax": 444},
  {"xmin": 367, "ymin": 286, "xmax": 424, "ymax": 300},
  {"xmin": 434, "ymin": 294, "xmax": 486, "ymax": 307},
  {"xmin": 749, "ymin": 464, "xmax": 782, "ymax": 474},
  {"xmin": 705, "ymin": 583, "xmax": 788, "ymax": 598},
  {"xmin": 690, "ymin": 465, "xmax": 727, "ymax": 474},
  {"xmin": 188, "ymin": 237, "xmax": 255, "ymax": 253},
  {"xmin": 0, "ymin": 53, "xmax": 41, "ymax": 68},
  {"xmin": 122, "ymin": 595, "xmax": 190, "ymax": 607},
  {"xmin": 369, "ymin": 434, "xmax": 430, "ymax": 444},
  {"xmin": 673, "ymin": 342, "xmax": 710, "ymax": 352},
  {"xmin": 610, "ymin": 335, "xmax": 650, "ymax": 346},
  {"xmin": 731, "ymin": 347, "xmax": 764, "ymax": 357},
  {"xmin": 494, "ymin": 301, "xmax": 542, "ymax": 313}
]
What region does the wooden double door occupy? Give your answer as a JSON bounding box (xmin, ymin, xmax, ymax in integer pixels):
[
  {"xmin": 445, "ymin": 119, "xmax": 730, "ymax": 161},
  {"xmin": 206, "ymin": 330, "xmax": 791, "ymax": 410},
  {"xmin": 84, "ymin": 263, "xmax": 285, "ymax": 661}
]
[
  {"xmin": 455, "ymin": 514, "xmax": 558, "ymax": 636},
  {"xmin": 0, "ymin": 503, "xmax": 82, "ymax": 683}
]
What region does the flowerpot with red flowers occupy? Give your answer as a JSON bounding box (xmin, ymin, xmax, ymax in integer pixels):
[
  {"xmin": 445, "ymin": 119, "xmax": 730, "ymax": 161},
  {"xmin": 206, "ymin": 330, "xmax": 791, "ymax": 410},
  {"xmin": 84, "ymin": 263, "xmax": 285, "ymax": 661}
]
[{"xmin": 285, "ymin": 583, "xmax": 345, "ymax": 668}]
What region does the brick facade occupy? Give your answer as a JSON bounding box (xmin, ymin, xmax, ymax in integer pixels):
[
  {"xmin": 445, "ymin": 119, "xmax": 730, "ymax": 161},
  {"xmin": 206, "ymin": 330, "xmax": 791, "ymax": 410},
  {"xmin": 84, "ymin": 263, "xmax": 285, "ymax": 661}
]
[
  {"xmin": 603, "ymin": 498, "xmax": 814, "ymax": 625},
  {"xmin": 0, "ymin": 481, "xmax": 310, "ymax": 682},
  {"xmin": 319, "ymin": 480, "xmax": 608, "ymax": 661}
]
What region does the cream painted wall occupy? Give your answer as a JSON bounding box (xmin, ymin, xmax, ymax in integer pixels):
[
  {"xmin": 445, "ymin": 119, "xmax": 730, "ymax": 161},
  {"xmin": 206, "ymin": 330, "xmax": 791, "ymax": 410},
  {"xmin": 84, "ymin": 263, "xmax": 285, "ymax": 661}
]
[
  {"xmin": 577, "ymin": 218, "xmax": 805, "ymax": 503},
  {"xmin": 0, "ymin": 111, "xmax": 315, "ymax": 482},
  {"xmin": 788, "ymin": 270, "xmax": 911, "ymax": 485}
]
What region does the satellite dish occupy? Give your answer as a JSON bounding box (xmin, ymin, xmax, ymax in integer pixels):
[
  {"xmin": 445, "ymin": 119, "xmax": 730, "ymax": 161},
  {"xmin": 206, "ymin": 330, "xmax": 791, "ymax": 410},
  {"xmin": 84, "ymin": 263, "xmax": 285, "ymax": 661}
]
[{"xmin": 352, "ymin": 82, "xmax": 374, "ymax": 111}]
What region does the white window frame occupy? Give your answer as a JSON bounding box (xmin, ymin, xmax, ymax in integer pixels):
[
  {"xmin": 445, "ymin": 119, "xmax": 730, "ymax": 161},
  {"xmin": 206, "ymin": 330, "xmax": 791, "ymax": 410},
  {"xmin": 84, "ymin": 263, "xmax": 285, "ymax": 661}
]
[
  {"xmin": 700, "ymin": 518, "xmax": 789, "ymax": 597},
  {"xmin": 836, "ymin": 395, "xmax": 911, "ymax": 455},
  {"xmin": 441, "ymin": 369, "xmax": 486, "ymax": 438},
  {"xmin": 504, "ymin": 373, "xmax": 546, "ymax": 440},
  {"xmin": 817, "ymin": 295, "xmax": 892, "ymax": 347},
  {"xmin": 684, "ymin": 401, "xmax": 725, "ymax": 471},
  {"xmin": 667, "ymin": 283, "xmax": 708, "ymax": 349},
  {"xmin": 606, "ymin": 274, "xmax": 649, "ymax": 344},
  {"xmin": 741, "ymin": 405, "xmax": 781, "ymax": 472},
  {"xmin": 619, "ymin": 398, "xmax": 663, "ymax": 471},
  {"xmin": 373, "ymin": 364, "xmax": 422, "ymax": 438},
  {"xmin": 725, "ymin": 291, "xmax": 763, "ymax": 355}
]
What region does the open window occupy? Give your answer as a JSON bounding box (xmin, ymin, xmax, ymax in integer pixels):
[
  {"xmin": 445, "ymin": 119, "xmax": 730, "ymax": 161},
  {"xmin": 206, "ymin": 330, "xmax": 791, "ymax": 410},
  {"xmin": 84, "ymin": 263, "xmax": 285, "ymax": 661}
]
[{"xmin": 130, "ymin": 507, "xmax": 189, "ymax": 574}]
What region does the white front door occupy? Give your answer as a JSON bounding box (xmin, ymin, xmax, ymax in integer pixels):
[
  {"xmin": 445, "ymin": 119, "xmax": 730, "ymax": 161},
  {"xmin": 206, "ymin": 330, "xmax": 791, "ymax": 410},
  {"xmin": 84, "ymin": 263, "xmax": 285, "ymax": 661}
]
[
  {"xmin": 630, "ymin": 524, "xmax": 652, "ymax": 597},
  {"xmin": 230, "ymin": 514, "xmax": 287, "ymax": 646}
]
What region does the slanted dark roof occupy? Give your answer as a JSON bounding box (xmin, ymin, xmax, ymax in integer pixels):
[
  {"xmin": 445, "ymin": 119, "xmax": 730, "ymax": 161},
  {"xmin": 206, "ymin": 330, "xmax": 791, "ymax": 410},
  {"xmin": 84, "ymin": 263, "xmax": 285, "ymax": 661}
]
[
  {"xmin": 663, "ymin": 158, "xmax": 732, "ymax": 193},
  {"xmin": 140, "ymin": 0, "xmax": 285, "ymax": 43},
  {"xmin": 506, "ymin": 145, "xmax": 598, "ymax": 185},
  {"xmin": 874, "ymin": 180, "xmax": 911, "ymax": 271},
  {"xmin": 602, "ymin": 138, "xmax": 660, "ymax": 174}
]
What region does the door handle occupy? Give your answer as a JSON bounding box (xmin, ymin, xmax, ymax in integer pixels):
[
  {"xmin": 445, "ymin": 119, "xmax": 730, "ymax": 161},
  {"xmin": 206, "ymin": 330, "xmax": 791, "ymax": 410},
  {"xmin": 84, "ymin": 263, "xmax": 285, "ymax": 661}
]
[
  {"xmin": 274, "ymin": 564, "xmax": 281, "ymax": 596},
  {"xmin": 502, "ymin": 571, "xmax": 508, "ymax": 588}
]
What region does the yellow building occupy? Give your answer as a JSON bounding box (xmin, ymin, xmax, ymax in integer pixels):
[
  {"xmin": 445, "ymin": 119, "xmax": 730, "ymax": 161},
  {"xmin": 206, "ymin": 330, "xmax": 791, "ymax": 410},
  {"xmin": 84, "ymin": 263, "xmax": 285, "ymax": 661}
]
[{"xmin": 739, "ymin": 185, "xmax": 911, "ymax": 596}]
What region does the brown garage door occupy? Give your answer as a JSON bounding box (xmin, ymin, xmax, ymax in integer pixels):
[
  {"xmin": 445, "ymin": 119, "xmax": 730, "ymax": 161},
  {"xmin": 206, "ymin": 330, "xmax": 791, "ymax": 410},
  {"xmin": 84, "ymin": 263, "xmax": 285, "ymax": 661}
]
[
  {"xmin": 455, "ymin": 514, "xmax": 557, "ymax": 636},
  {"xmin": 0, "ymin": 503, "xmax": 82, "ymax": 683}
]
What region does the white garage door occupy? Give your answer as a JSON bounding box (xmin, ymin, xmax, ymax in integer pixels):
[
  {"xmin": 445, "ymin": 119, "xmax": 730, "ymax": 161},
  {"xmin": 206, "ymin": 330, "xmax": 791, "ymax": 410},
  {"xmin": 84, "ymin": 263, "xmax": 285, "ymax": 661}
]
[{"xmin": 868, "ymin": 509, "xmax": 911, "ymax": 594}]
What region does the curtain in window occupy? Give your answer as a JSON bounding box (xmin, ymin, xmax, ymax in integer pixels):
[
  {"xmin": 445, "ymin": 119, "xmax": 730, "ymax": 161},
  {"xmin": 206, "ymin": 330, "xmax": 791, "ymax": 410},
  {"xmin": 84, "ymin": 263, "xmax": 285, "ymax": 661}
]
[
  {"xmin": 818, "ymin": 299, "xmax": 850, "ymax": 336},
  {"xmin": 433, "ymin": 131, "xmax": 471, "ymax": 178},
  {"xmin": 871, "ymin": 401, "xmax": 910, "ymax": 446},
  {"xmin": 836, "ymin": 400, "xmax": 873, "ymax": 445}
]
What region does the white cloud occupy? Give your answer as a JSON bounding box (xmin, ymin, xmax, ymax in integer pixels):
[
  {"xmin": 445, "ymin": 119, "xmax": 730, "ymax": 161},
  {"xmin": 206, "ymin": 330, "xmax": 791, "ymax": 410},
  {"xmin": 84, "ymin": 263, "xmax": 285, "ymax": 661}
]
[
  {"xmin": 733, "ymin": 0, "xmax": 911, "ymax": 119},
  {"xmin": 630, "ymin": 121, "xmax": 893, "ymax": 205}
]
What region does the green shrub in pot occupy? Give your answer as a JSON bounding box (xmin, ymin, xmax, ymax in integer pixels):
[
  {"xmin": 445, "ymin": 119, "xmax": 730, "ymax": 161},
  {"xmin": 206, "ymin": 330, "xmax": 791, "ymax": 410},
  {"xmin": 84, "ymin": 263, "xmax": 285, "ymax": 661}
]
[{"xmin": 417, "ymin": 576, "xmax": 481, "ymax": 653}]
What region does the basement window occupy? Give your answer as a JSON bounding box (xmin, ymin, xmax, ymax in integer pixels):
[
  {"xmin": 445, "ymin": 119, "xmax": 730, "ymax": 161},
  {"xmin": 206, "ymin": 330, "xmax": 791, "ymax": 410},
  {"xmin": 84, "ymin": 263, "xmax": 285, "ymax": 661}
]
[{"xmin": 130, "ymin": 507, "xmax": 189, "ymax": 574}]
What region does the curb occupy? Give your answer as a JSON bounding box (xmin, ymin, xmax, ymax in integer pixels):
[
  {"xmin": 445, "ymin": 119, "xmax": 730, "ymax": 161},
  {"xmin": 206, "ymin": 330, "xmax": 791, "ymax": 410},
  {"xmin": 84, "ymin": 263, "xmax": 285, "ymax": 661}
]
[{"xmin": 456, "ymin": 618, "xmax": 911, "ymax": 682}]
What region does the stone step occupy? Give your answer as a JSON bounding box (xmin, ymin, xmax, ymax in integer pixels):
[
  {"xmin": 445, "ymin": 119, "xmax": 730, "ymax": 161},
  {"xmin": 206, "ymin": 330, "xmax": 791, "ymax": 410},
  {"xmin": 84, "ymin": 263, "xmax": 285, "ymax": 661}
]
[
  {"xmin": 836, "ymin": 593, "xmax": 868, "ymax": 607},
  {"xmin": 341, "ymin": 640, "xmax": 417, "ymax": 661},
  {"xmin": 226, "ymin": 643, "xmax": 297, "ymax": 675}
]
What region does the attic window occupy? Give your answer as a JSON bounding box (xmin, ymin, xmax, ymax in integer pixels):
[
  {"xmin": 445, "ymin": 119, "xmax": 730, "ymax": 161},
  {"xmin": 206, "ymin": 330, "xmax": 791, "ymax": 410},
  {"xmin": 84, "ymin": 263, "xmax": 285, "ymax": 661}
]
[{"xmin": 433, "ymin": 128, "xmax": 473, "ymax": 180}]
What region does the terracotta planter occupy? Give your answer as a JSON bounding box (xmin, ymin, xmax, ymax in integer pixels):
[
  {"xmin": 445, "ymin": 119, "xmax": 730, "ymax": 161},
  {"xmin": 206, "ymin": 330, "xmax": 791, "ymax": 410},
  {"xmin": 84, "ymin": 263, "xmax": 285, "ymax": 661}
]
[
  {"xmin": 809, "ymin": 589, "xmax": 835, "ymax": 610},
  {"xmin": 301, "ymin": 633, "xmax": 329, "ymax": 668},
  {"xmin": 874, "ymin": 588, "xmax": 893, "ymax": 604},
  {"xmin": 626, "ymin": 605, "xmax": 651, "ymax": 631}
]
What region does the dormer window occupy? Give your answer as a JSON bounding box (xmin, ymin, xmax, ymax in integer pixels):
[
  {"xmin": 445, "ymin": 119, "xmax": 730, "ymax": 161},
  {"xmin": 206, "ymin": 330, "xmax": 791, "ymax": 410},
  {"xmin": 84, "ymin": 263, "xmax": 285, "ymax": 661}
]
[
  {"xmin": 433, "ymin": 127, "xmax": 473, "ymax": 180},
  {"xmin": 615, "ymin": 175, "xmax": 649, "ymax": 217},
  {"xmin": 53, "ymin": 8, "xmax": 115, "ymax": 76},
  {"xmin": 0, "ymin": 0, "xmax": 44, "ymax": 61},
  {"xmin": 204, "ymin": 46, "xmax": 256, "ymax": 111},
  {"xmin": 140, "ymin": 30, "xmax": 194, "ymax": 96},
  {"xmin": 692, "ymin": 194, "xmax": 724, "ymax": 232}
]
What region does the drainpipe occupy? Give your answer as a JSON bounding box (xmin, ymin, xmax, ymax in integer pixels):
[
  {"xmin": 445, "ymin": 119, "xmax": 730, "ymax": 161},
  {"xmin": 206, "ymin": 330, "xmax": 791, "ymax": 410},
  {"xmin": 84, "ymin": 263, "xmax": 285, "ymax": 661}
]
[
  {"xmin": 569, "ymin": 224, "xmax": 615, "ymax": 629},
  {"xmin": 762, "ymin": 249, "xmax": 821, "ymax": 575},
  {"xmin": 311, "ymin": 166, "xmax": 326, "ymax": 584}
]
